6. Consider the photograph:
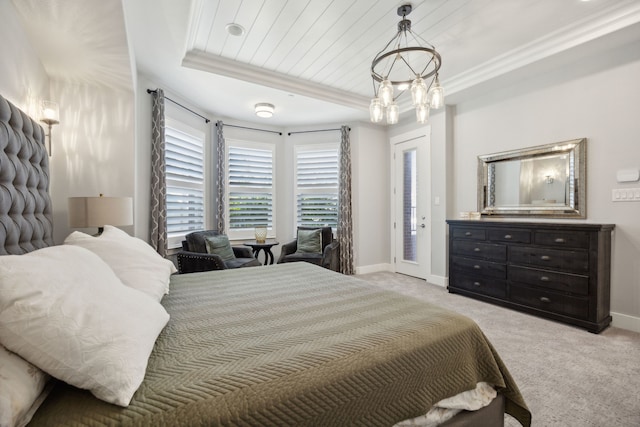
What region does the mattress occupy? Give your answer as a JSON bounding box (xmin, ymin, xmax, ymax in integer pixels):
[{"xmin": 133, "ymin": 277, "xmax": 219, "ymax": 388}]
[{"xmin": 29, "ymin": 263, "xmax": 530, "ymax": 426}]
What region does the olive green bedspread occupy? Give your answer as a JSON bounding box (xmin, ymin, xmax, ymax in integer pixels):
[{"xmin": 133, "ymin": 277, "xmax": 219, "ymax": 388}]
[{"xmin": 30, "ymin": 263, "xmax": 530, "ymax": 426}]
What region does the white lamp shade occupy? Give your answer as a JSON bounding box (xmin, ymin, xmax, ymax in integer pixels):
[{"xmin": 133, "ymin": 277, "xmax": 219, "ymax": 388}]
[
  {"xmin": 428, "ymin": 84, "xmax": 445, "ymax": 109},
  {"xmin": 416, "ymin": 104, "xmax": 430, "ymax": 124},
  {"xmin": 40, "ymin": 100, "xmax": 59, "ymax": 125},
  {"xmin": 68, "ymin": 196, "xmax": 133, "ymax": 229},
  {"xmin": 369, "ymin": 98, "xmax": 383, "ymax": 123},
  {"xmin": 379, "ymin": 79, "xmax": 394, "ymax": 107},
  {"xmin": 386, "ymin": 102, "xmax": 399, "ymax": 125},
  {"xmin": 410, "ymin": 77, "xmax": 428, "ymax": 106}
]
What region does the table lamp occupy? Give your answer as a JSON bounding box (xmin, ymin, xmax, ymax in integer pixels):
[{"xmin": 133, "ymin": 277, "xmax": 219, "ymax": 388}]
[{"xmin": 68, "ymin": 194, "xmax": 133, "ymax": 235}]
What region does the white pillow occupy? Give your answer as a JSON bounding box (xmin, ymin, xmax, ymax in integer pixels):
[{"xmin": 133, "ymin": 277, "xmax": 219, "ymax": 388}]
[
  {"xmin": 64, "ymin": 225, "xmax": 177, "ymax": 302},
  {"xmin": 0, "ymin": 345, "xmax": 51, "ymax": 427},
  {"xmin": 0, "ymin": 245, "xmax": 170, "ymax": 407}
]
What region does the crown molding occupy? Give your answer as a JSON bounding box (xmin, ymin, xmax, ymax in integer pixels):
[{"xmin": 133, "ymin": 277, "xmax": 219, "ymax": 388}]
[
  {"xmin": 182, "ymin": 50, "xmax": 370, "ymax": 111},
  {"xmin": 444, "ymin": 1, "xmax": 640, "ymax": 95},
  {"xmin": 182, "ymin": 1, "xmax": 640, "ymax": 112}
]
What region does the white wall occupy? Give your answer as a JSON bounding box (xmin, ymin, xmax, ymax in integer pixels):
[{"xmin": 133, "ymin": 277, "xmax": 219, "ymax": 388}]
[
  {"xmin": 351, "ymin": 123, "xmax": 390, "ymax": 272},
  {"xmin": 452, "ymin": 43, "xmax": 640, "ymax": 331},
  {"xmin": 48, "ymin": 80, "xmax": 135, "ymax": 243},
  {"xmin": 0, "ymin": 1, "xmax": 49, "ymax": 120},
  {"xmin": 1, "ymin": 2, "xmax": 136, "ymax": 245}
]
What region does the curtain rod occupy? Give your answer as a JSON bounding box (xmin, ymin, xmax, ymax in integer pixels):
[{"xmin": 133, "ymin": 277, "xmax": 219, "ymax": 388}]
[
  {"xmin": 287, "ymin": 127, "xmax": 351, "ymax": 136},
  {"xmin": 216, "ymin": 122, "xmax": 282, "ymax": 136},
  {"xmin": 146, "ymin": 89, "xmax": 210, "ymax": 123}
]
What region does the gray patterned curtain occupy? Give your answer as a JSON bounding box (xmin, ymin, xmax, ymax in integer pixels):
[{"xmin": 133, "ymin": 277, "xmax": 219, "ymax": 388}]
[
  {"xmin": 338, "ymin": 125, "xmax": 354, "ymax": 275},
  {"xmin": 150, "ymin": 89, "xmax": 167, "ymax": 256},
  {"xmin": 215, "ymin": 121, "xmax": 226, "ymax": 233}
]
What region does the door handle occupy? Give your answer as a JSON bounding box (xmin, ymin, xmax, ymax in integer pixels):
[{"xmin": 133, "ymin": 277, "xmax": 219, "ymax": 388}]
[{"xmin": 420, "ymin": 223, "xmax": 426, "ymax": 228}]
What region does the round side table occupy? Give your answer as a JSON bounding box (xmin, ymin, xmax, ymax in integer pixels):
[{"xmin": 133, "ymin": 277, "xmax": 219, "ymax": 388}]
[{"xmin": 243, "ymin": 240, "xmax": 279, "ymax": 265}]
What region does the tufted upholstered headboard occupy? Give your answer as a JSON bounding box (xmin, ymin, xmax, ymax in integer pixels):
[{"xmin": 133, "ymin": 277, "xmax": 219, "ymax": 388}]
[{"xmin": 0, "ymin": 94, "xmax": 54, "ymax": 255}]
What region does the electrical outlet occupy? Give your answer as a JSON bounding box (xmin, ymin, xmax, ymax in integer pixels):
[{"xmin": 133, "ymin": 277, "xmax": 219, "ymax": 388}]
[{"xmin": 612, "ymin": 188, "xmax": 640, "ymax": 202}]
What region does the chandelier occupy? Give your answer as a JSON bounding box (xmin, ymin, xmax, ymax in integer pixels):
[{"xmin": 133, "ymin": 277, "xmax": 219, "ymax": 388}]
[{"xmin": 369, "ymin": 4, "xmax": 444, "ymax": 125}]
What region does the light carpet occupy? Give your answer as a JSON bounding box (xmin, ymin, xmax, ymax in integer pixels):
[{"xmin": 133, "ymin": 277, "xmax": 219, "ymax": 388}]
[{"xmin": 357, "ymin": 271, "xmax": 640, "ymax": 427}]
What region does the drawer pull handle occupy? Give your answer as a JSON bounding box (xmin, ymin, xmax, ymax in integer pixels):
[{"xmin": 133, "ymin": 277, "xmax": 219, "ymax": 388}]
[
  {"xmin": 540, "ymin": 297, "xmax": 551, "ymax": 303},
  {"xmin": 473, "ymin": 282, "xmax": 481, "ymax": 286},
  {"xmin": 465, "ymin": 232, "xmax": 472, "ymax": 236},
  {"xmin": 554, "ymin": 238, "xmax": 566, "ymax": 243},
  {"xmin": 504, "ymin": 234, "xmax": 512, "ymax": 239},
  {"xmin": 473, "ymin": 265, "xmax": 481, "ymax": 270},
  {"xmin": 540, "ymin": 255, "xmax": 551, "ymax": 261},
  {"xmin": 540, "ymin": 276, "xmax": 550, "ymax": 282},
  {"xmin": 473, "ymin": 247, "xmax": 481, "ymax": 252}
]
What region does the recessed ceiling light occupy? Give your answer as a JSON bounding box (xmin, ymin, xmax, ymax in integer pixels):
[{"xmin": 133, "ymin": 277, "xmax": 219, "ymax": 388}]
[
  {"xmin": 255, "ymin": 103, "xmax": 275, "ymax": 118},
  {"xmin": 225, "ymin": 23, "xmax": 245, "ymax": 37}
]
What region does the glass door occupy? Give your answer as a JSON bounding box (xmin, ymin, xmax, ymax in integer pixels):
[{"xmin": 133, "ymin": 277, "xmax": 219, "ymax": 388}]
[{"xmin": 392, "ymin": 132, "xmax": 430, "ymax": 279}]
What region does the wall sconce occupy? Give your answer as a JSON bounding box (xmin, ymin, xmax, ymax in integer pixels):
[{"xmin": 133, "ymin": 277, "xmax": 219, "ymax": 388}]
[
  {"xmin": 40, "ymin": 101, "xmax": 59, "ymax": 156},
  {"xmin": 68, "ymin": 194, "xmax": 133, "ymax": 235}
]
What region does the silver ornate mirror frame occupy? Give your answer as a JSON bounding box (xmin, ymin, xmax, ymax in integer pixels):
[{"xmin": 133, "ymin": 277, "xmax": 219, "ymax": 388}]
[{"xmin": 477, "ymin": 138, "xmax": 586, "ymax": 218}]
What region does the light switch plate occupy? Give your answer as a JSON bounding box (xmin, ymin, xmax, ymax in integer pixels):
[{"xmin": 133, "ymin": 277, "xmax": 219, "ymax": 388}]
[{"xmin": 612, "ymin": 188, "xmax": 640, "ymax": 202}]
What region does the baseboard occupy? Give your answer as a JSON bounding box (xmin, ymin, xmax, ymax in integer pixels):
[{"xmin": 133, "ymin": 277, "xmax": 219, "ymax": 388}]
[
  {"xmin": 611, "ymin": 311, "xmax": 640, "ymax": 333},
  {"xmin": 355, "ymin": 263, "xmax": 392, "ymax": 275},
  {"xmin": 427, "ymin": 274, "xmax": 447, "ymax": 288}
]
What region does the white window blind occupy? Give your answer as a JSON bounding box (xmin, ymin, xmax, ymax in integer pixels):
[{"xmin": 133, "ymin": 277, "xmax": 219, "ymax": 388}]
[
  {"xmin": 227, "ymin": 142, "xmax": 275, "ymax": 238},
  {"xmin": 165, "ymin": 121, "xmax": 205, "ymax": 248},
  {"xmin": 295, "ymin": 146, "xmax": 339, "ymax": 229}
]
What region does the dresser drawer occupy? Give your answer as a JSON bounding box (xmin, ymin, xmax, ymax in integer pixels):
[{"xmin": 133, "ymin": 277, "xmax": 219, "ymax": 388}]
[
  {"xmin": 450, "ymin": 274, "xmax": 507, "ymax": 299},
  {"xmin": 509, "ymin": 265, "xmax": 589, "ymax": 295},
  {"xmin": 451, "ymin": 256, "xmax": 506, "ymax": 279},
  {"xmin": 509, "ymin": 246, "xmax": 588, "ymax": 274},
  {"xmin": 510, "ymin": 285, "xmax": 589, "ymax": 320},
  {"xmin": 452, "ymin": 241, "xmax": 507, "ymax": 262},
  {"xmin": 488, "ymin": 229, "xmax": 531, "ymax": 244},
  {"xmin": 535, "ymin": 231, "xmax": 589, "ymax": 248},
  {"xmin": 452, "ymin": 228, "xmax": 486, "ymax": 240}
]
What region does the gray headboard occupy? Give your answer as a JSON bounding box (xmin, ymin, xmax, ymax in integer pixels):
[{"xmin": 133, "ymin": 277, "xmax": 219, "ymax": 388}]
[{"xmin": 0, "ymin": 94, "xmax": 54, "ymax": 255}]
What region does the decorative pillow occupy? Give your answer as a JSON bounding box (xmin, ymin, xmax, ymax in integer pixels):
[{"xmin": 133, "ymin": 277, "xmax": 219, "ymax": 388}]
[
  {"xmin": 296, "ymin": 229, "xmax": 322, "ymax": 254},
  {"xmin": 0, "ymin": 345, "xmax": 51, "ymax": 427},
  {"xmin": 0, "ymin": 245, "xmax": 170, "ymax": 407},
  {"xmin": 64, "ymin": 225, "xmax": 177, "ymax": 302},
  {"xmin": 204, "ymin": 235, "xmax": 236, "ymax": 261}
]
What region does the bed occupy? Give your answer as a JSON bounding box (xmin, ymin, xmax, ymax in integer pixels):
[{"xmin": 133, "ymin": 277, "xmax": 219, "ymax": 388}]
[{"xmin": 0, "ymin": 93, "xmax": 531, "ymax": 427}]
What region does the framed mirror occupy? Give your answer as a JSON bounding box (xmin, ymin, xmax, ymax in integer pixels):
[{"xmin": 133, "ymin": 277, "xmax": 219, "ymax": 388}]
[{"xmin": 477, "ymin": 138, "xmax": 586, "ymax": 218}]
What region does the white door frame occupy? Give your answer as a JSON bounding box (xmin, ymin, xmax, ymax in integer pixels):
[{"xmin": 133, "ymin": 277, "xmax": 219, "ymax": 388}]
[{"xmin": 389, "ymin": 127, "xmax": 431, "ymax": 279}]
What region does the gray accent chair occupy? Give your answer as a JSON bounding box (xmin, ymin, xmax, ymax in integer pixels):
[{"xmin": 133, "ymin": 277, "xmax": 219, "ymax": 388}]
[
  {"xmin": 177, "ymin": 230, "xmax": 261, "ymax": 274},
  {"xmin": 277, "ymin": 226, "xmax": 340, "ymax": 272}
]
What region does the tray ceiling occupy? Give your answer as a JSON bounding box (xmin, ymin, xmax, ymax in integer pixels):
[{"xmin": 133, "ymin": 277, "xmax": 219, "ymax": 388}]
[{"xmin": 12, "ymin": 0, "xmax": 640, "ymax": 126}]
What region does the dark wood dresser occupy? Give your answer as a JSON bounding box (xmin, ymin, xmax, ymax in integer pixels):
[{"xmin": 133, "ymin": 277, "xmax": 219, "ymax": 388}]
[{"xmin": 446, "ymin": 220, "xmax": 614, "ymax": 333}]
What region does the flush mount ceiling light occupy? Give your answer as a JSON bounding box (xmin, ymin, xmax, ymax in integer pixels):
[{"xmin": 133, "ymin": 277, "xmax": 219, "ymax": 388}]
[
  {"xmin": 255, "ymin": 103, "xmax": 275, "ymax": 118},
  {"xmin": 369, "ymin": 4, "xmax": 445, "ymax": 125},
  {"xmin": 225, "ymin": 23, "xmax": 245, "ymax": 36}
]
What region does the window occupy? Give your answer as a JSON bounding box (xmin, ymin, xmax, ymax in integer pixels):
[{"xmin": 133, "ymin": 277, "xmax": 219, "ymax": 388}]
[
  {"xmin": 226, "ymin": 140, "xmax": 276, "ymax": 240},
  {"xmin": 165, "ymin": 119, "xmax": 205, "ymax": 248},
  {"xmin": 295, "ymin": 144, "xmax": 339, "ymax": 229}
]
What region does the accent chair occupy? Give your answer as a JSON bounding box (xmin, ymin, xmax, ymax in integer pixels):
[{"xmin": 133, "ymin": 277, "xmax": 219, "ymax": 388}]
[
  {"xmin": 277, "ymin": 226, "xmax": 339, "ymax": 272},
  {"xmin": 177, "ymin": 230, "xmax": 261, "ymax": 274}
]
